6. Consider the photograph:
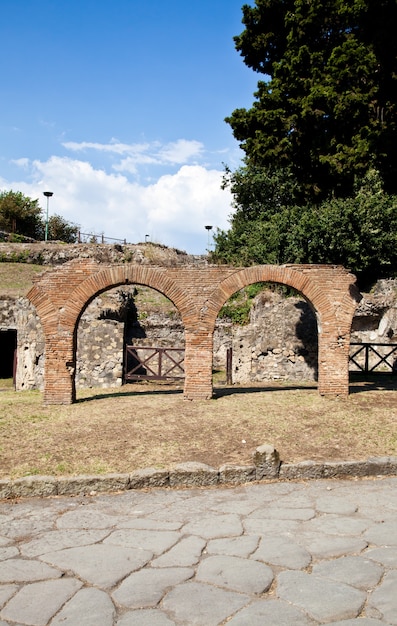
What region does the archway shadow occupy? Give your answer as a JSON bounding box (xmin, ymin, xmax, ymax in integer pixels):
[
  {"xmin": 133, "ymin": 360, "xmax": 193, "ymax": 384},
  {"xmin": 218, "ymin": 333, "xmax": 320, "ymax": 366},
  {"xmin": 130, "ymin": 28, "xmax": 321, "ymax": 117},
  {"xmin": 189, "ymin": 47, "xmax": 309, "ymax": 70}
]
[
  {"xmin": 294, "ymin": 300, "xmax": 318, "ymax": 380},
  {"xmin": 349, "ymin": 373, "xmax": 397, "ymax": 394},
  {"xmin": 76, "ymin": 385, "xmax": 184, "ymax": 403},
  {"xmin": 76, "ymin": 380, "xmax": 320, "ymax": 403},
  {"xmin": 214, "ymin": 383, "xmax": 317, "ymax": 398},
  {"xmin": 75, "ymin": 376, "xmax": 393, "ymax": 403}
]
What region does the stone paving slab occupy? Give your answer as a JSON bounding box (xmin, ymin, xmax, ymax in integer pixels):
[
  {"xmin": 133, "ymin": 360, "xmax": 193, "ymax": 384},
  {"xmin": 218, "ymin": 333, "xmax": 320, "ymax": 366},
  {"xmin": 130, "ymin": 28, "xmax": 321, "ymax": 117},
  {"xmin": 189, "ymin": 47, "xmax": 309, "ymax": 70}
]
[
  {"xmin": 112, "ymin": 567, "xmax": 194, "ymax": 609},
  {"xmin": 276, "ymin": 571, "xmax": 367, "ymax": 622},
  {"xmin": 40, "ymin": 544, "xmax": 153, "ymax": 589},
  {"xmin": 0, "ymin": 578, "xmax": 83, "ymax": 626},
  {"xmin": 195, "ymin": 554, "xmax": 274, "ymax": 594},
  {"xmin": 226, "ymin": 598, "xmax": 317, "ymax": 625},
  {"xmin": 367, "ymin": 569, "xmax": 397, "ymax": 624},
  {"xmin": 0, "ymin": 476, "xmax": 397, "ymax": 625},
  {"xmin": 116, "ymin": 608, "xmax": 177, "ymax": 625},
  {"xmin": 50, "ymin": 588, "xmax": 116, "ymax": 626},
  {"xmin": 311, "ymin": 555, "xmax": 383, "ymax": 589}
]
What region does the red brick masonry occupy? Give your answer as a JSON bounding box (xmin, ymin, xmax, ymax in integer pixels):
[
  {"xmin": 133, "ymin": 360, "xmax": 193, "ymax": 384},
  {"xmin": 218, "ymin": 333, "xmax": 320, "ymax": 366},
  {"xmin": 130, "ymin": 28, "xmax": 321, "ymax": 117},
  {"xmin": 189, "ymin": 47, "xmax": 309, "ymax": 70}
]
[{"xmin": 27, "ymin": 261, "xmax": 361, "ymax": 404}]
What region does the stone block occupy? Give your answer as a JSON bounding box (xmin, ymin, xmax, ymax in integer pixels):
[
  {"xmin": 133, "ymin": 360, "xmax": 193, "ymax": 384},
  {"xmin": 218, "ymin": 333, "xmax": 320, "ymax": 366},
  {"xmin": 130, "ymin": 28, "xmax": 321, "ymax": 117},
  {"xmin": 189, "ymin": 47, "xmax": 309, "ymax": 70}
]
[
  {"xmin": 129, "ymin": 467, "xmax": 170, "ymax": 489},
  {"xmin": 366, "ymin": 456, "xmax": 397, "ymax": 476},
  {"xmin": 56, "ymin": 473, "xmax": 129, "ymax": 495},
  {"xmin": 322, "ymin": 461, "xmax": 368, "ymax": 478},
  {"xmin": 219, "ymin": 464, "xmax": 256, "ymax": 484},
  {"xmin": 11, "ymin": 476, "xmax": 58, "ymax": 498},
  {"xmin": 0, "ymin": 479, "xmax": 15, "ymax": 499},
  {"xmin": 253, "ymin": 444, "xmax": 281, "ymax": 479},
  {"xmin": 279, "ymin": 461, "xmax": 325, "ymax": 480},
  {"xmin": 169, "ymin": 462, "xmax": 218, "ymax": 487}
]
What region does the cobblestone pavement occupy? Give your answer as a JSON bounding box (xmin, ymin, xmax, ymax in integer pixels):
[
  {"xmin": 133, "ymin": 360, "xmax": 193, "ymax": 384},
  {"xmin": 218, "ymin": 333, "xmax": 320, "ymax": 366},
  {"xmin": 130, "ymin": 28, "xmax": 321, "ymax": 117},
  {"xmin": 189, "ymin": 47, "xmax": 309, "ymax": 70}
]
[{"xmin": 1, "ymin": 477, "xmax": 397, "ymax": 625}]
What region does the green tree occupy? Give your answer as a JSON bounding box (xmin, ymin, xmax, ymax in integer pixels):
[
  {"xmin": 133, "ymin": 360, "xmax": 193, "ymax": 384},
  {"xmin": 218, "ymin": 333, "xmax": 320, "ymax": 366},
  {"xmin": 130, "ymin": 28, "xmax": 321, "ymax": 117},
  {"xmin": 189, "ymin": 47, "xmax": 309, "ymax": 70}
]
[
  {"xmin": 47, "ymin": 214, "xmax": 79, "ymax": 243},
  {"xmin": 215, "ymin": 165, "xmax": 300, "ymax": 265},
  {"xmin": 0, "ymin": 190, "xmax": 79, "ymax": 243},
  {"xmin": 227, "ymin": 0, "xmax": 397, "ymax": 199},
  {"xmin": 0, "ymin": 190, "xmax": 43, "ymax": 240},
  {"xmin": 214, "ymin": 167, "xmax": 397, "ymax": 288}
]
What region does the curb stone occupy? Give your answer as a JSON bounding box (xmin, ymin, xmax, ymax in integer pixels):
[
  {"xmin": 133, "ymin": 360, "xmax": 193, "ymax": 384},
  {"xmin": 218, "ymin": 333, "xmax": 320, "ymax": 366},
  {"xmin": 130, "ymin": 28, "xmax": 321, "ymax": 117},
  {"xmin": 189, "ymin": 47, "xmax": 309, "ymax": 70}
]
[{"xmin": 1, "ymin": 454, "xmax": 397, "ymax": 499}]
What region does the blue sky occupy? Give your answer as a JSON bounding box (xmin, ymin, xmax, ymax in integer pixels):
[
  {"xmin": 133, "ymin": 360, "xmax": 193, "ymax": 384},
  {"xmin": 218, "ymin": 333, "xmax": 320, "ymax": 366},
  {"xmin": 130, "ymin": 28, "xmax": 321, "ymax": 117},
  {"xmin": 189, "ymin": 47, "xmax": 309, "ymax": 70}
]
[{"xmin": 0, "ymin": 0, "xmax": 258, "ymax": 253}]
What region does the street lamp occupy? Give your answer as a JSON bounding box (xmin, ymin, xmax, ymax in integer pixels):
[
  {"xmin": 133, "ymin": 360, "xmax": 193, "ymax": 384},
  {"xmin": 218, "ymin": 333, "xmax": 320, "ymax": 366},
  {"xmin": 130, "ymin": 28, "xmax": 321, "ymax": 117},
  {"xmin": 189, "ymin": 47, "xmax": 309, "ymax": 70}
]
[
  {"xmin": 43, "ymin": 191, "xmax": 53, "ymax": 242},
  {"xmin": 205, "ymin": 225, "xmax": 213, "ymax": 253}
]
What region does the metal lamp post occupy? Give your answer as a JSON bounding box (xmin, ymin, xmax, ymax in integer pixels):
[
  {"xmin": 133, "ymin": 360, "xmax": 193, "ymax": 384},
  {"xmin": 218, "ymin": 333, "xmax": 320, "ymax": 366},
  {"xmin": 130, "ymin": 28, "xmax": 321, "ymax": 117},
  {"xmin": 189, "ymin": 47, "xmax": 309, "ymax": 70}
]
[
  {"xmin": 43, "ymin": 192, "xmax": 53, "ymax": 241},
  {"xmin": 205, "ymin": 225, "xmax": 213, "ymax": 253}
]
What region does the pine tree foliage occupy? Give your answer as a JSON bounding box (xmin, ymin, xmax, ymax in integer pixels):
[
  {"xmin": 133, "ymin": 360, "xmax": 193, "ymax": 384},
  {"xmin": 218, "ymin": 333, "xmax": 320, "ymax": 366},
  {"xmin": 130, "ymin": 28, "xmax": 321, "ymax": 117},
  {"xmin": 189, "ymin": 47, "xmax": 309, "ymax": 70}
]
[
  {"xmin": 227, "ymin": 0, "xmax": 397, "ymax": 198},
  {"xmin": 215, "ymin": 1, "xmax": 397, "ymax": 287}
]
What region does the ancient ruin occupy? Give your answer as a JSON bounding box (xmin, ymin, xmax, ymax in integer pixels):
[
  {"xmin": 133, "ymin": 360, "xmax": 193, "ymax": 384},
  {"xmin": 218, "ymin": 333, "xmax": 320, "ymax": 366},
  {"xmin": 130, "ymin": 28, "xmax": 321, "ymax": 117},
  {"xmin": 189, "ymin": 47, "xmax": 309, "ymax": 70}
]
[{"xmin": 26, "ymin": 259, "xmax": 361, "ymax": 404}]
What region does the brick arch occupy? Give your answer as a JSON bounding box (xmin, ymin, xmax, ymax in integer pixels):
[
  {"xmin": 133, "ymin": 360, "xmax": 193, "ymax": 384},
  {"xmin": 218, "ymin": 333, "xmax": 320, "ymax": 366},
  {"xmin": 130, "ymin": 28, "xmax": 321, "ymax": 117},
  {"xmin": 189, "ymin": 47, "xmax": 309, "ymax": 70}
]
[
  {"xmin": 202, "ymin": 265, "xmax": 336, "ymax": 326},
  {"xmin": 200, "ymin": 265, "xmax": 359, "ymax": 397},
  {"xmin": 27, "ymin": 260, "xmax": 360, "ymax": 404},
  {"xmin": 28, "ymin": 261, "xmax": 198, "ymax": 404},
  {"xmin": 59, "ymin": 265, "xmax": 192, "ymax": 330}
]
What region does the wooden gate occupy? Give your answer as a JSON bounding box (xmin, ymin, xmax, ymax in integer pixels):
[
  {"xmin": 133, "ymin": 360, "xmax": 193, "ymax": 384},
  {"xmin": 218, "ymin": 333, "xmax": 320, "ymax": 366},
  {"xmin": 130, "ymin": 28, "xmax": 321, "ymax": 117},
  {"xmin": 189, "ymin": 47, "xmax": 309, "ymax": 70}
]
[{"xmin": 124, "ymin": 346, "xmax": 185, "ymax": 381}]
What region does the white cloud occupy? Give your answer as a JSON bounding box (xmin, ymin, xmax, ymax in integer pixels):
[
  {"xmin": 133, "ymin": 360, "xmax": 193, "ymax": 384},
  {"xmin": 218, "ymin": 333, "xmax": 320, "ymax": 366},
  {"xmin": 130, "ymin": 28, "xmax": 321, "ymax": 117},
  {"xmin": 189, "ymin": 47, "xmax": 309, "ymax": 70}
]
[
  {"xmin": 113, "ymin": 155, "xmax": 159, "ymax": 175},
  {"xmin": 63, "ymin": 140, "xmax": 150, "ymax": 155},
  {"xmin": 62, "ymin": 138, "xmax": 205, "ymax": 171},
  {"xmin": 157, "ymin": 139, "xmax": 204, "ymax": 164},
  {"xmin": 1, "ymin": 155, "xmax": 232, "ymax": 254},
  {"xmin": 11, "ymin": 158, "xmax": 30, "ymax": 168}
]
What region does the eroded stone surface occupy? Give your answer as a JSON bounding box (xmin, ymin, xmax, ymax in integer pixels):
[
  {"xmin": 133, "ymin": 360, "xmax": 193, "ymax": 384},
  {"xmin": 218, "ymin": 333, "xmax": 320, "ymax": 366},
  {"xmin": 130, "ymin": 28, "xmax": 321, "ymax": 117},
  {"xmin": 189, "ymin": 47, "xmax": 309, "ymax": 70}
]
[
  {"xmin": 116, "ymin": 609, "xmax": 176, "ymax": 626},
  {"xmin": 312, "ymin": 555, "xmax": 383, "ymax": 590},
  {"xmin": 50, "ymin": 588, "xmax": 115, "ymax": 626},
  {"xmin": 40, "ymin": 545, "xmax": 153, "ymax": 589},
  {"xmin": 112, "ymin": 568, "xmax": 194, "ymax": 609},
  {"xmin": 103, "ymin": 529, "xmax": 181, "ymax": 555},
  {"xmin": 252, "ymin": 535, "xmax": 312, "ymax": 569},
  {"xmin": 196, "ymin": 555, "xmax": 273, "ymax": 594},
  {"xmin": 0, "ymin": 476, "xmax": 397, "ymax": 626},
  {"xmin": 277, "ymin": 571, "xmax": 366, "ymax": 622},
  {"xmin": 0, "ymin": 578, "xmax": 82, "ymax": 626},
  {"xmin": 367, "ymin": 570, "xmax": 397, "ymax": 624},
  {"xmin": 0, "ymin": 558, "xmax": 62, "ymax": 583},
  {"xmin": 151, "ymin": 536, "xmax": 206, "ymax": 567},
  {"xmin": 227, "ymin": 598, "xmax": 317, "ymax": 625},
  {"xmin": 206, "ymin": 535, "xmax": 260, "ymax": 558},
  {"xmin": 162, "ymin": 581, "xmax": 250, "ymax": 626}
]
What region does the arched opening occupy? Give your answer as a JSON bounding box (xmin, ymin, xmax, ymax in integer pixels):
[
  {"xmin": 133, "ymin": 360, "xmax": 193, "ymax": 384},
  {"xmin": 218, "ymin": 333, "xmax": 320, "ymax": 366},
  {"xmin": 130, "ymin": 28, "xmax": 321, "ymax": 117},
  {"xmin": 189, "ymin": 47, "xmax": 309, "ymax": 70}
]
[
  {"xmin": 213, "ymin": 282, "xmax": 318, "ymax": 388},
  {"xmin": 207, "ymin": 264, "xmax": 358, "ymax": 398},
  {"xmin": 123, "ymin": 285, "xmax": 184, "ymax": 386},
  {"xmin": 71, "ymin": 279, "xmax": 186, "ymax": 397}
]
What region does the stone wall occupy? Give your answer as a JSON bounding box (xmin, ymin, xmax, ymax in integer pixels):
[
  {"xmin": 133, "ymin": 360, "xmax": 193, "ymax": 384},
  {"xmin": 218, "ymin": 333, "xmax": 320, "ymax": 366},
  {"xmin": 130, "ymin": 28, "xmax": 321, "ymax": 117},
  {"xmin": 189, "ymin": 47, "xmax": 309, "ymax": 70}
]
[
  {"xmin": 228, "ymin": 291, "xmax": 318, "ymax": 383},
  {"xmin": 0, "ymin": 297, "xmax": 45, "ymax": 390},
  {"xmin": 0, "ymin": 241, "xmax": 204, "ymax": 267}
]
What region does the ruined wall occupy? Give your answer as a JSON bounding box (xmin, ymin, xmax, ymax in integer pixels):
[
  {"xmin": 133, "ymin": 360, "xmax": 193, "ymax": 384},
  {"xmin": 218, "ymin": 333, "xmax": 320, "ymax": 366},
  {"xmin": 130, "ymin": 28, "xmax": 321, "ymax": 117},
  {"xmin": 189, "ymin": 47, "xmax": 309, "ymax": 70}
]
[
  {"xmin": 352, "ymin": 280, "xmax": 397, "ymax": 342},
  {"xmin": 229, "ymin": 291, "xmax": 318, "ymax": 383},
  {"xmin": 0, "ymin": 297, "xmax": 44, "ymax": 390}
]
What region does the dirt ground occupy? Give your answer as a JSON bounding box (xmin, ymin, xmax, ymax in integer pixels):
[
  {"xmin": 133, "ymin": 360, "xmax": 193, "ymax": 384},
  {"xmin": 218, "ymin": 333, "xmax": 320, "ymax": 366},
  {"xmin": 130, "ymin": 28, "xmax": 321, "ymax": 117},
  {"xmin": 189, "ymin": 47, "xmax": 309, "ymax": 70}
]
[{"xmin": 1, "ymin": 376, "xmax": 396, "ymax": 479}]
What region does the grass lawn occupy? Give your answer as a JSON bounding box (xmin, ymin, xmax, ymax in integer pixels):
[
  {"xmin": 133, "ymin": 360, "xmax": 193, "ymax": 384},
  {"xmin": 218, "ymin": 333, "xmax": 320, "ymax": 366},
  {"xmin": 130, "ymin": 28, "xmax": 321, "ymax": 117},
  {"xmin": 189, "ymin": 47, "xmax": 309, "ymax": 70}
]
[{"xmin": 1, "ymin": 377, "xmax": 396, "ymax": 479}]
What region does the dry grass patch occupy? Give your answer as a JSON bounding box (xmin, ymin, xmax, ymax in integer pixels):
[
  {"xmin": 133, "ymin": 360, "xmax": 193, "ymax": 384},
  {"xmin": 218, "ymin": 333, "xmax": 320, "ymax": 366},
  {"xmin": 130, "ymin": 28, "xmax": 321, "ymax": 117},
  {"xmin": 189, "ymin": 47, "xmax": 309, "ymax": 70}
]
[
  {"xmin": 0, "ymin": 378, "xmax": 396, "ymax": 479},
  {"xmin": 0, "ymin": 262, "xmax": 47, "ymax": 297}
]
